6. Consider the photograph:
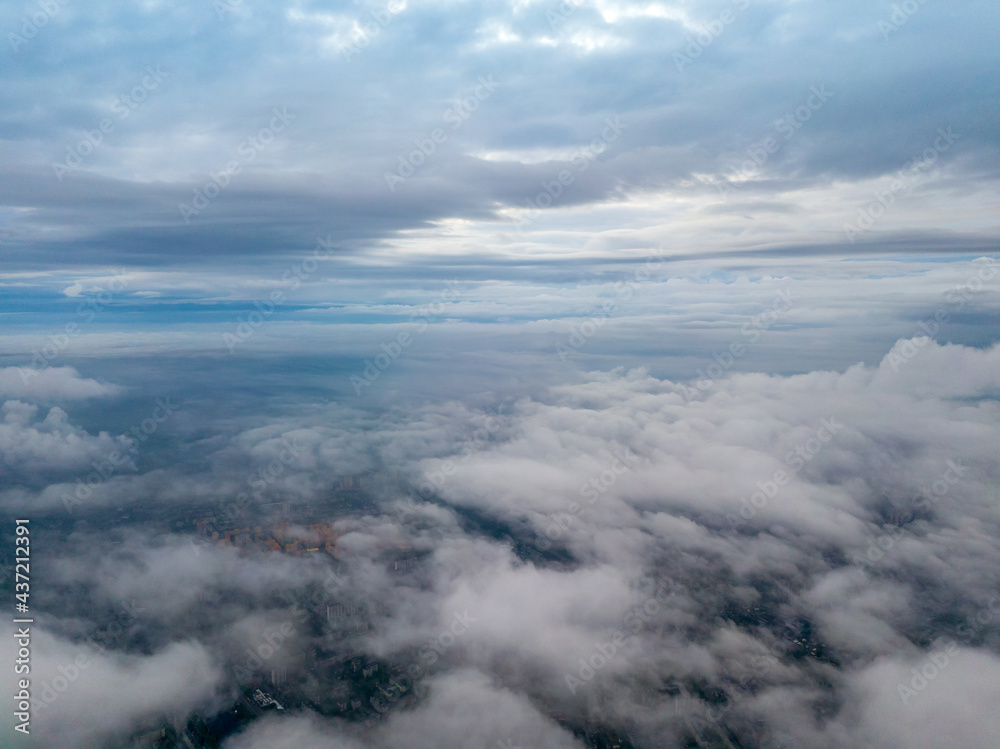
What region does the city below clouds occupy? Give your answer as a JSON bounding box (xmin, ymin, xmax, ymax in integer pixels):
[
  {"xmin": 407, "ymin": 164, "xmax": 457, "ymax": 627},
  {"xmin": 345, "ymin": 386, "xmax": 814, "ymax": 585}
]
[{"xmin": 0, "ymin": 0, "xmax": 998, "ymax": 747}]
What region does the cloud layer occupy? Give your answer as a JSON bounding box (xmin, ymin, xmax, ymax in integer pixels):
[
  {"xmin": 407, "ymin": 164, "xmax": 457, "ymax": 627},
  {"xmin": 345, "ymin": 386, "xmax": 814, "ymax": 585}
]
[{"xmin": 1, "ymin": 335, "xmax": 997, "ymax": 746}]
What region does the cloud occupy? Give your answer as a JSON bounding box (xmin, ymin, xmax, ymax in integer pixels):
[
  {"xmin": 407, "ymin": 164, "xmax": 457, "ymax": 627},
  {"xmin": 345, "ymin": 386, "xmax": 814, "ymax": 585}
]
[
  {"xmin": 0, "ymin": 399, "xmax": 134, "ymax": 483},
  {"xmin": 223, "ymin": 712, "xmax": 365, "ymax": 749},
  {"xmin": 1, "ymin": 625, "xmax": 225, "ymax": 748},
  {"xmin": 1, "ymin": 298, "xmax": 998, "ymax": 747},
  {"xmin": 0, "ymin": 366, "xmax": 123, "ymax": 401},
  {"xmin": 871, "ymin": 337, "xmax": 1000, "ymax": 398},
  {"xmin": 372, "ymin": 669, "xmax": 584, "ymax": 748},
  {"xmin": 0, "ymin": 0, "xmax": 997, "ymax": 275},
  {"xmin": 846, "ymin": 648, "xmax": 1000, "ymax": 749},
  {"xmin": 2, "ymin": 0, "xmax": 999, "ymax": 744}
]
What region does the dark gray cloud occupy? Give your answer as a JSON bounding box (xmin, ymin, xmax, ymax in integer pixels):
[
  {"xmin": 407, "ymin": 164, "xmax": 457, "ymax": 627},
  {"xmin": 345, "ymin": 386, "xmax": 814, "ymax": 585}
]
[{"xmin": 1, "ymin": 0, "xmax": 997, "ymax": 279}]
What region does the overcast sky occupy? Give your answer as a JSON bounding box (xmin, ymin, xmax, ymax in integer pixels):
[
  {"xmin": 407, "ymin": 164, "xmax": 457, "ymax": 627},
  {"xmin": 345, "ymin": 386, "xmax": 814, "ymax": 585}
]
[
  {"xmin": 1, "ymin": 1, "xmax": 999, "ymax": 747},
  {"xmin": 1, "ymin": 0, "xmax": 998, "ymax": 282}
]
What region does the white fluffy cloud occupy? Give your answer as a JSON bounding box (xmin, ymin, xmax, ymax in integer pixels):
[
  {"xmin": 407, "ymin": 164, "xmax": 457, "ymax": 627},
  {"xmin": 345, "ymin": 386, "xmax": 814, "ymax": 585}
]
[
  {"xmin": 9, "ymin": 337, "xmax": 1000, "ymax": 747},
  {"xmin": 847, "ymin": 648, "xmax": 1000, "ymax": 749},
  {"xmin": 1, "ymin": 624, "xmax": 225, "ymax": 748},
  {"xmin": 0, "ymin": 366, "xmax": 123, "ymax": 401},
  {"xmin": 223, "ymin": 713, "xmax": 365, "ymax": 749},
  {"xmin": 371, "ymin": 669, "xmax": 584, "ymax": 749},
  {"xmin": 0, "ymin": 399, "xmax": 134, "ymax": 481}
]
